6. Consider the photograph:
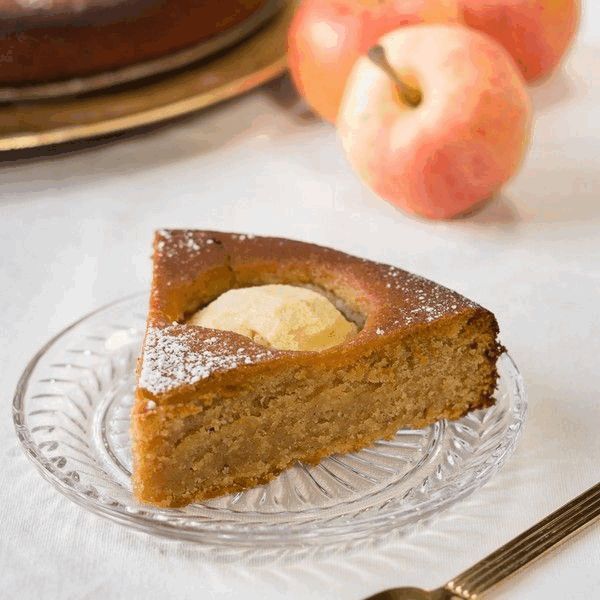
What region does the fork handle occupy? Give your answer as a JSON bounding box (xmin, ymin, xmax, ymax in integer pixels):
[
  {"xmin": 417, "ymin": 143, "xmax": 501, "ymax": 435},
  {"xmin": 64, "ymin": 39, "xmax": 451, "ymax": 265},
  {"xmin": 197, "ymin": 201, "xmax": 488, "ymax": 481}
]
[{"xmin": 444, "ymin": 481, "xmax": 600, "ymax": 599}]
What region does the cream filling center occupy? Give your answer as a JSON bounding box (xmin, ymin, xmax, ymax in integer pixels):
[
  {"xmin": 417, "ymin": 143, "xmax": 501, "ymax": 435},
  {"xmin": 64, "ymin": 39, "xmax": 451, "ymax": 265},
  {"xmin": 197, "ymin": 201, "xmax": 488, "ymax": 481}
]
[{"xmin": 189, "ymin": 284, "xmax": 357, "ymax": 352}]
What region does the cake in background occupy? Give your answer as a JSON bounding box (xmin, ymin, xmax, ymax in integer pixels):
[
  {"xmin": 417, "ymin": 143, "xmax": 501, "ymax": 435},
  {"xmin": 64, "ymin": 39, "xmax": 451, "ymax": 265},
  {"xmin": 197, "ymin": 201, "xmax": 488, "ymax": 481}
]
[{"xmin": 0, "ymin": 0, "xmax": 267, "ymax": 84}]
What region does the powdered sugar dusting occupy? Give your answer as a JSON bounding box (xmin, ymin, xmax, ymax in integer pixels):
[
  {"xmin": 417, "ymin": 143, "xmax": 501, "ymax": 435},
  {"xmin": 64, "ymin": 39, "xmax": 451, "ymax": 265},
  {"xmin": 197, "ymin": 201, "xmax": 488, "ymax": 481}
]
[
  {"xmin": 156, "ymin": 230, "xmax": 217, "ymax": 259},
  {"xmin": 155, "ymin": 230, "xmax": 260, "ymax": 260},
  {"xmin": 139, "ymin": 325, "xmax": 275, "ymax": 395},
  {"xmin": 383, "ymin": 267, "xmax": 479, "ymax": 327}
]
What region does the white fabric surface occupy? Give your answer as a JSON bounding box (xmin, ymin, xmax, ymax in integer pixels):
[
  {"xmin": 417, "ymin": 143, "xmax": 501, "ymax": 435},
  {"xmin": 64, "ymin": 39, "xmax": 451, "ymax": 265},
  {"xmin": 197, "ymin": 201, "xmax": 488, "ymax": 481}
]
[{"xmin": 2, "ymin": 4, "xmax": 600, "ymax": 598}]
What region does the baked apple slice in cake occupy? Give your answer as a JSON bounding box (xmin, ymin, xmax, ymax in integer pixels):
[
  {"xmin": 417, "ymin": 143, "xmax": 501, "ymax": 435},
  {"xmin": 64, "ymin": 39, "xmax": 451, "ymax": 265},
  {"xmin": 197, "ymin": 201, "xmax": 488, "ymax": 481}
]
[{"xmin": 132, "ymin": 230, "xmax": 502, "ymax": 507}]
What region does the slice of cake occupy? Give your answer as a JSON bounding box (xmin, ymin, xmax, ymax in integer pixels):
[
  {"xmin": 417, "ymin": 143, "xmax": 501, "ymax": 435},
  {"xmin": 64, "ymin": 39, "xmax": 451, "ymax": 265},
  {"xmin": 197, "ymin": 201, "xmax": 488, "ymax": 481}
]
[{"xmin": 132, "ymin": 230, "xmax": 502, "ymax": 507}]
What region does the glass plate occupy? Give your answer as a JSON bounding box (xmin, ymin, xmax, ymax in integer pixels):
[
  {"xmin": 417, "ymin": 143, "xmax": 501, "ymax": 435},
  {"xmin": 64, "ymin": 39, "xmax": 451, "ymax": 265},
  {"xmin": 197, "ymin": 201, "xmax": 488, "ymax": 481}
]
[{"xmin": 13, "ymin": 293, "xmax": 526, "ymax": 551}]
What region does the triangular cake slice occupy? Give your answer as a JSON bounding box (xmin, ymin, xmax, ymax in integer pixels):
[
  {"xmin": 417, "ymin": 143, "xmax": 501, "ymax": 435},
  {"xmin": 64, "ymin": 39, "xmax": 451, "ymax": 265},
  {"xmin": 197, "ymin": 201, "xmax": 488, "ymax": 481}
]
[{"xmin": 133, "ymin": 230, "xmax": 502, "ymax": 507}]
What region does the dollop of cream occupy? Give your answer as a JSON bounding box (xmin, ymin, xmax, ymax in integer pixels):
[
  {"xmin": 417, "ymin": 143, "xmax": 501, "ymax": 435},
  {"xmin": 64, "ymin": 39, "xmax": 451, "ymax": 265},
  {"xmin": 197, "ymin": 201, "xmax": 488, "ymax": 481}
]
[{"xmin": 189, "ymin": 284, "xmax": 356, "ymax": 351}]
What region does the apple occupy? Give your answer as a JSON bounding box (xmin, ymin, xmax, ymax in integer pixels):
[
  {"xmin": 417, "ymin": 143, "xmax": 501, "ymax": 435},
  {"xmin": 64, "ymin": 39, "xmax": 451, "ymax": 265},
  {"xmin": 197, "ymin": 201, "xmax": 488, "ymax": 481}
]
[
  {"xmin": 337, "ymin": 24, "xmax": 532, "ymax": 220},
  {"xmin": 457, "ymin": 0, "xmax": 580, "ymax": 82},
  {"xmin": 287, "ymin": 0, "xmax": 461, "ymax": 123}
]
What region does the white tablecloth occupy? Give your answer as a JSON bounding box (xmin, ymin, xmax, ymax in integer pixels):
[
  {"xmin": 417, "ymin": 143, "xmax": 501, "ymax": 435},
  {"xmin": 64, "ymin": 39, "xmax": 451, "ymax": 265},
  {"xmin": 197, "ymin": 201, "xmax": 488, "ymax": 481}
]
[{"xmin": 2, "ymin": 4, "xmax": 600, "ymax": 598}]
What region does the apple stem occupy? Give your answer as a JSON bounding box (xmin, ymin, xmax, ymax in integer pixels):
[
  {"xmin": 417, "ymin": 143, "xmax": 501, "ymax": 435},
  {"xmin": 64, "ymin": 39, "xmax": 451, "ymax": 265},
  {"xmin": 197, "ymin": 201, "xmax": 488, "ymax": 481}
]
[{"xmin": 368, "ymin": 45, "xmax": 422, "ymax": 108}]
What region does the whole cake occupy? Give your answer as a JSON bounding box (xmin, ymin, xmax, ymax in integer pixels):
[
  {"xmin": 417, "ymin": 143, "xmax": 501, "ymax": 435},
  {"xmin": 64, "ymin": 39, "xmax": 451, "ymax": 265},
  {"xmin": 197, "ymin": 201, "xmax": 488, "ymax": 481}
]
[
  {"xmin": 0, "ymin": 0, "xmax": 266, "ymax": 85},
  {"xmin": 132, "ymin": 230, "xmax": 503, "ymax": 507}
]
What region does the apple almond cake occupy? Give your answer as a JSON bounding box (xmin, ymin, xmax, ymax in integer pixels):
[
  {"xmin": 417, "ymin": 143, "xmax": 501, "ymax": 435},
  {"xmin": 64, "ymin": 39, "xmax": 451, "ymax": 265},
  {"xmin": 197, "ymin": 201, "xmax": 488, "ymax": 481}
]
[{"xmin": 132, "ymin": 230, "xmax": 502, "ymax": 507}]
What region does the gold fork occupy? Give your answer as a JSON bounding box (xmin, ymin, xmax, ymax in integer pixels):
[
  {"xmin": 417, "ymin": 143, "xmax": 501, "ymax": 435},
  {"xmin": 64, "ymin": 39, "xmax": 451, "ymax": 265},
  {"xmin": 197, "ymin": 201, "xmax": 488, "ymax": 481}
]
[{"xmin": 366, "ymin": 481, "xmax": 600, "ymax": 600}]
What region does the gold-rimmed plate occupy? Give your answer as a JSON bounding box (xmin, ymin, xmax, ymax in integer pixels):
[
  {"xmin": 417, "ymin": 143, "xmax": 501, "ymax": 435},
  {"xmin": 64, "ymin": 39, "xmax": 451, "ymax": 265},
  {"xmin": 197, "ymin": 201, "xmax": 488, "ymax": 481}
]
[{"xmin": 0, "ymin": 0, "xmax": 294, "ymax": 153}]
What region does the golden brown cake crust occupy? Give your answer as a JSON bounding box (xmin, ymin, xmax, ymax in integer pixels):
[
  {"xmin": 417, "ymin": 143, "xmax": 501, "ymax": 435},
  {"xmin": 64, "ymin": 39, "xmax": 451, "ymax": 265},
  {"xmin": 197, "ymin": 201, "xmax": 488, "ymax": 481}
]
[
  {"xmin": 0, "ymin": 0, "xmax": 265, "ymax": 84},
  {"xmin": 138, "ymin": 229, "xmax": 497, "ymax": 400}
]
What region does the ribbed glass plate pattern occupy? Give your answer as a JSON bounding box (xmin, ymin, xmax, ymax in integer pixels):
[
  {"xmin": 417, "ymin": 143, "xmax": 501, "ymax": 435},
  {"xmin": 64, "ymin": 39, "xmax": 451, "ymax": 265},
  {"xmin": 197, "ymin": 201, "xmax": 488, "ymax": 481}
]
[{"xmin": 13, "ymin": 293, "xmax": 526, "ymax": 551}]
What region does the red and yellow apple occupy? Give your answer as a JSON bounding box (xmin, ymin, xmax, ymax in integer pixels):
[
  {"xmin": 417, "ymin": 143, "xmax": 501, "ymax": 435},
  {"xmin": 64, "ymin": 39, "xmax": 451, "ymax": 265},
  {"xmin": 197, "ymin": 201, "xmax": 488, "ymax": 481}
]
[
  {"xmin": 337, "ymin": 24, "xmax": 532, "ymax": 220},
  {"xmin": 456, "ymin": 0, "xmax": 580, "ymax": 82},
  {"xmin": 287, "ymin": 0, "xmax": 461, "ymax": 123}
]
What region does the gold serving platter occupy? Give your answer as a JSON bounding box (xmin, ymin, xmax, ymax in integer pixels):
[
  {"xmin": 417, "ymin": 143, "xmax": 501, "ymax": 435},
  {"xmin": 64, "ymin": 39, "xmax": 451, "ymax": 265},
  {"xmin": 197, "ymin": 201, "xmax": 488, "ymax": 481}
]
[{"xmin": 0, "ymin": 1, "xmax": 294, "ymax": 153}]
